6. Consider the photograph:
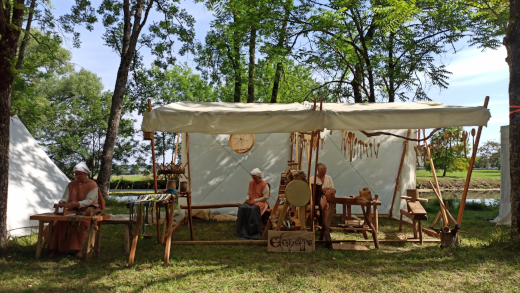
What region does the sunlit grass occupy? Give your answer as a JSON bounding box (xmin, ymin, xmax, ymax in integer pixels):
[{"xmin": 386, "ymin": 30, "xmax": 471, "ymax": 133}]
[
  {"xmin": 416, "ymin": 169, "xmax": 501, "ymax": 178},
  {"xmin": 2, "ymin": 202, "xmax": 519, "ymax": 292}
]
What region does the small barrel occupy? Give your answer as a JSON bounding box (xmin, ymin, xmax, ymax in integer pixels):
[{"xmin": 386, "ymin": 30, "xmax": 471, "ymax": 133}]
[{"xmin": 180, "ymin": 181, "xmax": 188, "ymax": 192}]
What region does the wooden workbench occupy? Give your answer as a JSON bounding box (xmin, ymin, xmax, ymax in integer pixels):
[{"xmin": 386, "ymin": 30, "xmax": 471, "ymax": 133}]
[{"xmin": 29, "ymin": 213, "xmax": 110, "ymax": 260}]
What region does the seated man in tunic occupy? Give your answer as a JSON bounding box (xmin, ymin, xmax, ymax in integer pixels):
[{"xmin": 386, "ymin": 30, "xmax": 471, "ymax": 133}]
[
  {"xmin": 236, "ymin": 168, "xmax": 270, "ymax": 240},
  {"xmin": 310, "ymin": 163, "xmax": 335, "ymax": 231},
  {"xmin": 48, "ymin": 162, "xmax": 104, "ymax": 258}
]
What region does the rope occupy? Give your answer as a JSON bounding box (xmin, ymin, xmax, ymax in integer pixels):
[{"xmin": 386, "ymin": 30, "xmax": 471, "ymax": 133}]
[{"xmin": 510, "ymin": 106, "xmax": 520, "ymax": 115}]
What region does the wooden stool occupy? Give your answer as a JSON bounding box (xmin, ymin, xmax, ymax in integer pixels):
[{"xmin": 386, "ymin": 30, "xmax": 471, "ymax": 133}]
[{"xmin": 398, "ymin": 189, "xmax": 428, "ymax": 244}]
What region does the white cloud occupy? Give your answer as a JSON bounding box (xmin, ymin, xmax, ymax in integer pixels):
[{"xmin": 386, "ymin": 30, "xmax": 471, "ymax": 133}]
[{"xmin": 447, "ymin": 47, "xmax": 508, "ymax": 82}]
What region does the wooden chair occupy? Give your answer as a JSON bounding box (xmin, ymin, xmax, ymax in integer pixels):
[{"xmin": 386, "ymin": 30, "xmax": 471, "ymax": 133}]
[{"xmin": 398, "ymin": 189, "xmax": 428, "ymax": 244}]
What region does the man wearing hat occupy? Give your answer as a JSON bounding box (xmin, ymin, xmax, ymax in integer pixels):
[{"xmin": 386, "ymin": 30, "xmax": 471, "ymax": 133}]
[
  {"xmin": 47, "ymin": 162, "xmax": 105, "ymax": 258},
  {"xmin": 236, "ymin": 168, "xmax": 270, "ymax": 240}
]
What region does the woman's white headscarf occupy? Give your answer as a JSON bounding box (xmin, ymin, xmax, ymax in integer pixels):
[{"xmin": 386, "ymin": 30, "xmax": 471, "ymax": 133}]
[
  {"xmin": 250, "ymin": 168, "xmax": 262, "ymax": 178},
  {"xmin": 73, "ymin": 162, "xmax": 90, "ymax": 175}
]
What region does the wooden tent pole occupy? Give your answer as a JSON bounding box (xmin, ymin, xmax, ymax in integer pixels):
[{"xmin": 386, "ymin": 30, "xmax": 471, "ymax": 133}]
[
  {"xmin": 173, "ymin": 132, "xmax": 180, "ymax": 164},
  {"xmin": 148, "ymin": 100, "xmax": 158, "ymax": 194},
  {"xmin": 311, "ymin": 99, "xmax": 323, "ymax": 232},
  {"xmin": 298, "ymin": 134, "xmax": 303, "ymax": 169},
  {"xmin": 290, "ymin": 133, "xmax": 293, "ymax": 161},
  {"xmin": 457, "ymin": 96, "xmax": 489, "ymax": 225},
  {"xmin": 186, "ymin": 133, "xmax": 194, "ymax": 240},
  {"xmin": 389, "ymin": 129, "xmax": 411, "ymax": 218},
  {"xmin": 423, "ymin": 129, "xmax": 448, "ymax": 227}
]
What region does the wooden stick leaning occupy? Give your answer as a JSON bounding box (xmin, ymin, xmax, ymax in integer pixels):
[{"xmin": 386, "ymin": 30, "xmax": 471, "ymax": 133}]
[
  {"xmin": 389, "ymin": 129, "xmax": 411, "ymax": 218},
  {"xmin": 422, "ymin": 129, "xmax": 448, "ymax": 227},
  {"xmin": 457, "ymin": 97, "xmax": 489, "ymax": 225}
]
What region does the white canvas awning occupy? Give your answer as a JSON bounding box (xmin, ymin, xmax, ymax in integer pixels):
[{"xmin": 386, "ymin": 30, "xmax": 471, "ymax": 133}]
[{"xmin": 141, "ymin": 101, "xmax": 491, "ymax": 134}]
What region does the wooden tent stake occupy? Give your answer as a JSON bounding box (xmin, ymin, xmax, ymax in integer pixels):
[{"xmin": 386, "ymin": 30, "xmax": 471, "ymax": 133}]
[
  {"xmin": 457, "ymin": 96, "xmax": 489, "ymax": 225},
  {"xmin": 389, "ymin": 129, "xmax": 411, "ymax": 218}
]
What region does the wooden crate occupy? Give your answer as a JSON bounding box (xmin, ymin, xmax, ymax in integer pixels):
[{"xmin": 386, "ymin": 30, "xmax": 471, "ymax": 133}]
[{"xmin": 267, "ymin": 230, "xmax": 315, "ymax": 253}]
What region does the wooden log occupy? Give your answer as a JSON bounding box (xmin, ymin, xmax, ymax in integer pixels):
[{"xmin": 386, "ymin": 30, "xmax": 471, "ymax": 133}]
[
  {"xmin": 179, "ymin": 203, "xmax": 242, "ymax": 209},
  {"xmin": 458, "ymin": 97, "xmax": 489, "ymax": 225},
  {"xmin": 389, "ymin": 129, "xmax": 411, "ymax": 218},
  {"xmin": 440, "ymin": 231, "xmax": 459, "ymax": 248}
]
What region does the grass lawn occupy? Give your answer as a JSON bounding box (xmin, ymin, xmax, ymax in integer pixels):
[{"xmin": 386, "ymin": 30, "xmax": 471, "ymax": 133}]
[
  {"xmin": 416, "ymin": 169, "xmax": 501, "ymax": 179},
  {"xmin": 1, "ymin": 200, "xmax": 519, "ymax": 292}
]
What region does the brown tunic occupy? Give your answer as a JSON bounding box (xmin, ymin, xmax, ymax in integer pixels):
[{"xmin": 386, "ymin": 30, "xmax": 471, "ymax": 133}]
[
  {"xmin": 248, "ymin": 180, "xmax": 270, "ymax": 215},
  {"xmin": 48, "ymin": 179, "xmax": 103, "ymax": 252}
]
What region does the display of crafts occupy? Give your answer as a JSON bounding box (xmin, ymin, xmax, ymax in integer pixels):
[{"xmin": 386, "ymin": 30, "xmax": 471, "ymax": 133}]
[
  {"xmin": 156, "ymin": 162, "xmax": 186, "ymax": 180},
  {"xmin": 340, "ymin": 131, "xmax": 380, "ymax": 162}
]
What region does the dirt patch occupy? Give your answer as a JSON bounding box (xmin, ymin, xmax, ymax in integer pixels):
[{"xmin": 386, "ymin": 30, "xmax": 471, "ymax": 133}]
[{"xmin": 416, "ymin": 177, "xmax": 501, "ymax": 190}]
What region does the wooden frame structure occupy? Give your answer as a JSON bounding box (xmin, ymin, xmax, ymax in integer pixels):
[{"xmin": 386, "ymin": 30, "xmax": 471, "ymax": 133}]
[{"xmin": 130, "ymin": 97, "xmax": 489, "ymax": 265}]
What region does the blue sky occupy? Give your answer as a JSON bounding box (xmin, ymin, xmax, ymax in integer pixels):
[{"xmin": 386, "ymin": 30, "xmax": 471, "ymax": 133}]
[{"xmin": 53, "ymin": 0, "xmax": 509, "ymax": 144}]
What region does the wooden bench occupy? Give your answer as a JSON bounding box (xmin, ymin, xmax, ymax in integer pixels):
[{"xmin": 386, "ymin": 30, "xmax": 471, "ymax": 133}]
[{"xmin": 398, "ymin": 189, "xmax": 428, "ymax": 244}]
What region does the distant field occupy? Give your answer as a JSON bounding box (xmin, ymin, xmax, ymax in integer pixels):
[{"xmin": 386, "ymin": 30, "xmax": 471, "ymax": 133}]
[
  {"xmin": 110, "ymin": 174, "xmax": 154, "ymax": 182},
  {"xmin": 416, "ymin": 169, "xmax": 500, "ymax": 179}
]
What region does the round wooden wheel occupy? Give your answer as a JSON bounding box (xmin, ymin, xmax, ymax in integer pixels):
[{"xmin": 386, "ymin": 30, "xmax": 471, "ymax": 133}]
[{"xmin": 285, "ymin": 180, "xmax": 311, "ymax": 207}]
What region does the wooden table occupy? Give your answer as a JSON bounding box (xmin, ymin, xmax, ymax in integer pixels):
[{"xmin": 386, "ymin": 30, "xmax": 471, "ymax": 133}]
[
  {"xmin": 324, "ymin": 196, "xmax": 381, "ymax": 249},
  {"xmin": 29, "ymin": 213, "xmax": 110, "ymax": 260}
]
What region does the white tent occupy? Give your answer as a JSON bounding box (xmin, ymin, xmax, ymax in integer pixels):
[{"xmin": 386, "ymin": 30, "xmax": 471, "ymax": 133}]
[
  {"xmin": 142, "ymin": 101, "xmax": 491, "ymax": 220},
  {"xmin": 179, "ymin": 130, "xmax": 415, "ymax": 218},
  {"xmin": 493, "ymin": 125, "xmax": 510, "ymax": 225},
  {"xmin": 7, "ymin": 116, "xmax": 70, "ymax": 237}
]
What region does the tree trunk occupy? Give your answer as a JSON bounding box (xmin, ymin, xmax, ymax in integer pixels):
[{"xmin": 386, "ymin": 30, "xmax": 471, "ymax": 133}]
[
  {"xmin": 96, "ymin": 0, "xmax": 146, "ymax": 197},
  {"xmin": 505, "ymin": 0, "xmax": 520, "ymax": 234},
  {"xmin": 270, "ymin": 4, "xmax": 290, "ymax": 103},
  {"xmin": 15, "ymin": 0, "xmax": 36, "ymax": 70},
  {"xmin": 387, "ymin": 33, "xmax": 395, "ymax": 103},
  {"xmin": 232, "ymin": 13, "xmax": 242, "ymax": 103},
  {"xmin": 0, "ymin": 0, "xmax": 25, "ymax": 247},
  {"xmin": 352, "ymin": 64, "xmax": 363, "ymax": 103},
  {"xmin": 247, "ymin": 26, "xmax": 257, "ymax": 103},
  {"xmin": 271, "ymin": 63, "xmax": 283, "ymax": 103}
]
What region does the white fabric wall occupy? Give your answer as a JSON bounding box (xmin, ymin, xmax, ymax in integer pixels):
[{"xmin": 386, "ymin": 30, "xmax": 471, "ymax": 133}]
[
  {"xmin": 494, "ymin": 125, "xmax": 510, "ymax": 225},
  {"xmin": 181, "ymin": 130, "xmax": 416, "ymax": 217},
  {"xmin": 7, "ymin": 116, "xmax": 70, "ymax": 237}
]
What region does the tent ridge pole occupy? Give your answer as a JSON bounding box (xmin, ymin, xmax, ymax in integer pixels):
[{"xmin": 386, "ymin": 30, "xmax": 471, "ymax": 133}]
[{"xmin": 457, "ymin": 96, "xmax": 489, "ymax": 225}]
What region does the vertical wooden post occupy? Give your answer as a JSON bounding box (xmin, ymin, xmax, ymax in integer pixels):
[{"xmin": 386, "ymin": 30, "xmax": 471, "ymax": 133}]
[
  {"xmin": 290, "ymin": 133, "xmax": 293, "ymax": 161},
  {"xmin": 35, "ymin": 221, "xmax": 44, "ymax": 258},
  {"xmin": 389, "ymin": 129, "xmax": 411, "ymax": 218},
  {"xmin": 311, "ymin": 99, "xmax": 323, "ymax": 232},
  {"xmin": 186, "ymin": 133, "xmax": 194, "ymax": 241},
  {"xmin": 458, "ymin": 96, "xmax": 489, "ymax": 225},
  {"xmin": 148, "ymin": 100, "xmax": 158, "ymax": 194}
]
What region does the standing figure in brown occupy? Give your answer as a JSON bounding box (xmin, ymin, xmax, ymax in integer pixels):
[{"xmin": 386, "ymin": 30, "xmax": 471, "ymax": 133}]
[{"xmin": 47, "ymin": 162, "xmax": 104, "ymax": 258}]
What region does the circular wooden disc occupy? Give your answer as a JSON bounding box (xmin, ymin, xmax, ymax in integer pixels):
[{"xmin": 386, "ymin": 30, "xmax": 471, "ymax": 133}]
[{"xmin": 285, "ymin": 180, "xmax": 311, "ymax": 207}]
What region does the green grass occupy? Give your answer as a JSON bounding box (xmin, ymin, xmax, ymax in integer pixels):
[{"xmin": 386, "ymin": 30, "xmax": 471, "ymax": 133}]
[
  {"xmin": 416, "ymin": 169, "xmax": 501, "ymax": 178},
  {"xmin": 2, "ymin": 201, "xmax": 519, "ymax": 292}
]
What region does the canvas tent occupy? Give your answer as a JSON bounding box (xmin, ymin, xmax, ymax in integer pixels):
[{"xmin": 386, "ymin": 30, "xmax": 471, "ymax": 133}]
[
  {"xmin": 493, "ymin": 125, "xmax": 510, "ymax": 225},
  {"xmin": 142, "ymin": 101, "xmax": 491, "ymax": 221},
  {"xmin": 7, "ymin": 116, "xmax": 70, "ymax": 237}
]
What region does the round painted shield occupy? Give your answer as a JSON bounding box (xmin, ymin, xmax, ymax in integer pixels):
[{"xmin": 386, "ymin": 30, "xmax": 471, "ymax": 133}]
[{"xmin": 285, "ymin": 180, "xmax": 311, "ymax": 207}]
